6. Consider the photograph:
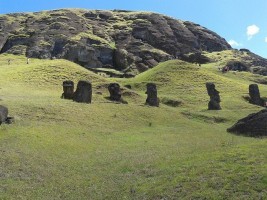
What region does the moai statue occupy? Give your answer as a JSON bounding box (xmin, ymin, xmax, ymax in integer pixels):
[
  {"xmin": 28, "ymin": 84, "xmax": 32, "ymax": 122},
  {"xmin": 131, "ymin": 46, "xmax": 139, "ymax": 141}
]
[
  {"xmin": 249, "ymin": 84, "xmax": 264, "ymax": 106},
  {"xmin": 0, "ymin": 105, "xmax": 8, "ymax": 125},
  {"xmin": 145, "ymin": 83, "xmax": 159, "ymax": 107},
  {"xmin": 108, "ymin": 83, "xmax": 122, "ymax": 102},
  {"xmin": 73, "ymin": 80, "xmax": 92, "ymax": 103},
  {"xmin": 206, "ymin": 82, "xmax": 221, "ymax": 110},
  {"xmin": 62, "ymin": 80, "xmax": 74, "ymax": 99}
]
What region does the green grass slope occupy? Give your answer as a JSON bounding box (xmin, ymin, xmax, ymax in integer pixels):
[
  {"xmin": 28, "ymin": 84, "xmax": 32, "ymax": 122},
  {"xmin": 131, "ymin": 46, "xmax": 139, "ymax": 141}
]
[{"xmin": 0, "ymin": 54, "xmax": 266, "ymax": 199}]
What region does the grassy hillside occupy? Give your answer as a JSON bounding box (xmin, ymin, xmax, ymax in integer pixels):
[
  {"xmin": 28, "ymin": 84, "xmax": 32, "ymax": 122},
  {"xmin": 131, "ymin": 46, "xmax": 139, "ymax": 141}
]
[{"xmin": 0, "ymin": 53, "xmax": 266, "ymax": 199}]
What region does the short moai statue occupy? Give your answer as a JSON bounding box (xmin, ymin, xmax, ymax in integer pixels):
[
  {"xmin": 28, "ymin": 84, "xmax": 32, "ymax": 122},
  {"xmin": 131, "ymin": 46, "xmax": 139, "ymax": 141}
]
[
  {"xmin": 249, "ymin": 84, "xmax": 264, "ymax": 106},
  {"xmin": 62, "ymin": 80, "xmax": 74, "ymax": 99},
  {"xmin": 145, "ymin": 83, "xmax": 159, "ymax": 107},
  {"xmin": 108, "ymin": 83, "xmax": 122, "ymax": 102},
  {"xmin": 73, "ymin": 80, "xmax": 92, "ymax": 103},
  {"xmin": 206, "ymin": 82, "xmax": 221, "ymax": 110},
  {"xmin": 0, "ymin": 105, "xmax": 8, "ymax": 125}
]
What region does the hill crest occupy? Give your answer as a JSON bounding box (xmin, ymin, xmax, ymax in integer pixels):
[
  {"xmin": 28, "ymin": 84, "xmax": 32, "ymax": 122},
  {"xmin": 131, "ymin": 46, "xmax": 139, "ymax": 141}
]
[{"xmin": 0, "ymin": 9, "xmax": 231, "ymax": 75}]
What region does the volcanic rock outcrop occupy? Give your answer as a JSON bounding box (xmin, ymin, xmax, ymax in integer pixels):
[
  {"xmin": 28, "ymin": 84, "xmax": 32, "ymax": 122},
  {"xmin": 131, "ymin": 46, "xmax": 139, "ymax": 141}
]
[
  {"xmin": 0, "ymin": 9, "xmax": 231, "ymax": 74},
  {"xmin": 227, "ymin": 109, "xmax": 267, "ymax": 137}
]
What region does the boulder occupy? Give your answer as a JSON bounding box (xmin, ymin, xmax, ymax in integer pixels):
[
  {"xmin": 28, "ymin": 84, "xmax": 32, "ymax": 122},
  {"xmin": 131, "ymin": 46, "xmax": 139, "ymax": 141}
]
[
  {"xmin": 108, "ymin": 83, "xmax": 122, "ymax": 102},
  {"xmin": 206, "ymin": 82, "xmax": 221, "ymax": 110},
  {"xmin": 145, "ymin": 83, "xmax": 159, "ymax": 107},
  {"xmin": 0, "ymin": 105, "xmax": 8, "ymax": 125},
  {"xmin": 226, "ymin": 60, "xmax": 248, "ymax": 71},
  {"xmin": 180, "ymin": 53, "xmax": 211, "ymax": 64},
  {"xmin": 73, "ymin": 80, "xmax": 92, "ymax": 103},
  {"xmin": 249, "ymin": 84, "xmax": 264, "ymax": 106},
  {"xmin": 227, "ymin": 109, "xmax": 267, "ymax": 137},
  {"xmin": 62, "ymin": 80, "xmax": 74, "ymax": 99}
]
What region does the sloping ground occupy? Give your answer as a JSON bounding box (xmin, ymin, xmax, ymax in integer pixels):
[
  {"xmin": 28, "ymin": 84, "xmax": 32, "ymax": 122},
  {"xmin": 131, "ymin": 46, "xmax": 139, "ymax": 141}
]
[{"xmin": 0, "ymin": 54, "xmax": 266, "ymax": 199}]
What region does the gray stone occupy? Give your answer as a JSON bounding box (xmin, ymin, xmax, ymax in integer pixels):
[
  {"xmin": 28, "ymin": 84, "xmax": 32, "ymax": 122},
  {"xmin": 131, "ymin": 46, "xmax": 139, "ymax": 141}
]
[
  {"xmin": 206, "ymin": 82, "xmax": 221, "ymax": 110},
  {"xmin": 227, "ymin": 109, "xmax": 267, "ymax": 137},
  {"xmin": 249, "ymin": 84, "xmax": 264, "ymax": 106},
  {"xmin": 62, "ymin": 80, "xmax": 74, "ymax": 99},
  {"xmin": 145, "ymin": 83, "xmax": 159, "ymax": 107},
  {"xmin": 0, "ymin": 105, "xmax": 8, "ymax": 125},
  {"xmin": 108, "ymin": 83, "xmax": 122, "ymax": 102},
  {"xmin": 73, "ymin": 80, "xmax": 92, "ymax": 103}
]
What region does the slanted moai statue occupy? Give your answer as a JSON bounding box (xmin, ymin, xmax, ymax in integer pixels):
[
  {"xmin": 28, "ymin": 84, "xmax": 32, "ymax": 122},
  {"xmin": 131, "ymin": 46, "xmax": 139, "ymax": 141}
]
[
  {"xmin": 145, "ymin": 83, "xmax": 159, "ymax": 107},
  {"xmin": 0, "ymin": 105, "xmax": 8, "ymax": 125},
  {"xmin": 206, "ymin": 82, "xmax": 221, "ymax": 110},
  {"xmin": 73, "ymin": 80, "xmax": 92, "ymax": 103},
  {"xmin": 249, "ymin": 84, "xmax": 264, "ymax": 106},
  {"xmin": 108, "ymin": 83, "xmax": 122, "ymax": 102},
  {"xmin": 62, "ymin": 80, "xmax": 74, "ymax": 99}
]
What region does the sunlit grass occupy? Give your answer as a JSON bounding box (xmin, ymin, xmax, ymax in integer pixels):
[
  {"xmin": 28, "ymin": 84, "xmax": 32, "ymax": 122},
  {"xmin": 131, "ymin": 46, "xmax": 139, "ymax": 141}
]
[{"xmin": 0, "ymin": 53, "xmax": 266, "ymax": 199}]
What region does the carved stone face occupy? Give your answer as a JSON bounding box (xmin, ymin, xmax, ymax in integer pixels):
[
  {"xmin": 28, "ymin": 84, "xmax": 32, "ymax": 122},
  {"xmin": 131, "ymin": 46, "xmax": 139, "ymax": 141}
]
[
  {"xmin": 108, "ymin": 83, "xmax": 121, "ymax": 101},
  {"xmin": 62, "ymin": 80, "xmax": 74, "ymax": 99},
  {"xmin": 145, "ymin": 83, "xmax": 159, "ymax": 107},
  {"xmin": 249, "ymin": 84, "xmax": 260, "ymax": 98},
  {"xmin": 73, "ymin": 80, "xmax": 92, "ymax": 103},
  {"xmin": 146, "ymin": 83, "xmax": 157, "ymax": 98}
]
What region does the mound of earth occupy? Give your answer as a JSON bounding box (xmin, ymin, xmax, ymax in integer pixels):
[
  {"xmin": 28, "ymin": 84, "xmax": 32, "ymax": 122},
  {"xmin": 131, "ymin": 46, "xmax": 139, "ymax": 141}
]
[
  {"xmin": 227, "ymin": 109, "xmax": 267, "ymax": 137},
  {"xmin": 0, "ymin": 9, "xmax": 231, "ymax": 74},
  {"xmin": 206, "ymin": 49, "xmax": 267, "ymax": 76}
]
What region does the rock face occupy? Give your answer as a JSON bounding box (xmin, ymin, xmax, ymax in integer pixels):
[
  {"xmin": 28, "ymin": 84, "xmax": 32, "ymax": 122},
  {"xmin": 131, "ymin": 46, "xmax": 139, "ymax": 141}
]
[
  {"xmin": 62, "ymin": 80, "xmax": 74, "ymax": 99},
  {"xmin": 0, "ymin": 105, "xmax": 8, "ymax": 124},
  {"xmin": 108, "ymin": 83, "xmax": 122, "ymax": 102},
  {"xmin": 145, "ymin": 83, "xmax": 159, "ymax": 107},
  {"xmin": 249, "ymin": 84, "xmax": 264, "ymax": 106},
  {"xmin": 206, "ymin": 82, "xmax": 221, "ymax": 110},
  {"xmin": 73, "ymin": 80, "xmax": 92, "ymax": 103},
  {"xmin": 226, "ymin": 60, "xmax": 248, "ymax": 72},
  {"xmin": 227, "ymin": 109, "xmax": 267, "ymax": 137},
  {"xmin": 0, "ymin": 9, "xmax": 231, "ymax": 74}
]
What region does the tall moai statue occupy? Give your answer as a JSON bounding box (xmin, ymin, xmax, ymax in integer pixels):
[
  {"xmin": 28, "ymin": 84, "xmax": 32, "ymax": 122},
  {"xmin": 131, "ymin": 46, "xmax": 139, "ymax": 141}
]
[
  {"xmin": 108, "ymin": 83, "xmax": 122, "ymax": 102},
  {"xmin": 145, "ymin": 83, "xmax": 159, "ymax": 107},
  {"xmin": 206, "ymin": 82, "xmax": 221, "ymax": 110},
  {"xmin": 73, "ymin": 80, "xmax": 92, "ymax": 103},
  {"xmin": 249, "ymin": 84, "xmax": 264, "ymax": 106},
  {"xmin": 62, "ymin": 80, "xmax": 74, "ymax": 99}
]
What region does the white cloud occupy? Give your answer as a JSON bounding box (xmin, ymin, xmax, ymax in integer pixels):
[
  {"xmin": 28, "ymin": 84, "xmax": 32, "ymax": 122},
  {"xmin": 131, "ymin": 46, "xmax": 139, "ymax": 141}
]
[
  {"xmin": 246, "ymin": 25, "xmax": 260, "ymax": 40},
  {"xmin": 228, "ymin": 39, "xmax": 241, "ymax": 47},
  {"xmin": 265, "ymin": 37, "xmax": 267, "ymax": 43}
]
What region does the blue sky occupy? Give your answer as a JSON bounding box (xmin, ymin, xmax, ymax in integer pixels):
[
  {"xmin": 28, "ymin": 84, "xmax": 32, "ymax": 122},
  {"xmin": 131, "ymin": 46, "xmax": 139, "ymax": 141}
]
[{"xmin": 1, "ymin": 0, "xmax": 267, "ymax": 58}]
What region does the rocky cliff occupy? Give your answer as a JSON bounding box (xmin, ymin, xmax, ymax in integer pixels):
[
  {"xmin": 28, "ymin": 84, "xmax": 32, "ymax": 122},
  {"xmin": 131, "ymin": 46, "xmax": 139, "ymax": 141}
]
[{"xmin": 0, "ymin": 9, "xmax": 231, "ymax": 75}]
